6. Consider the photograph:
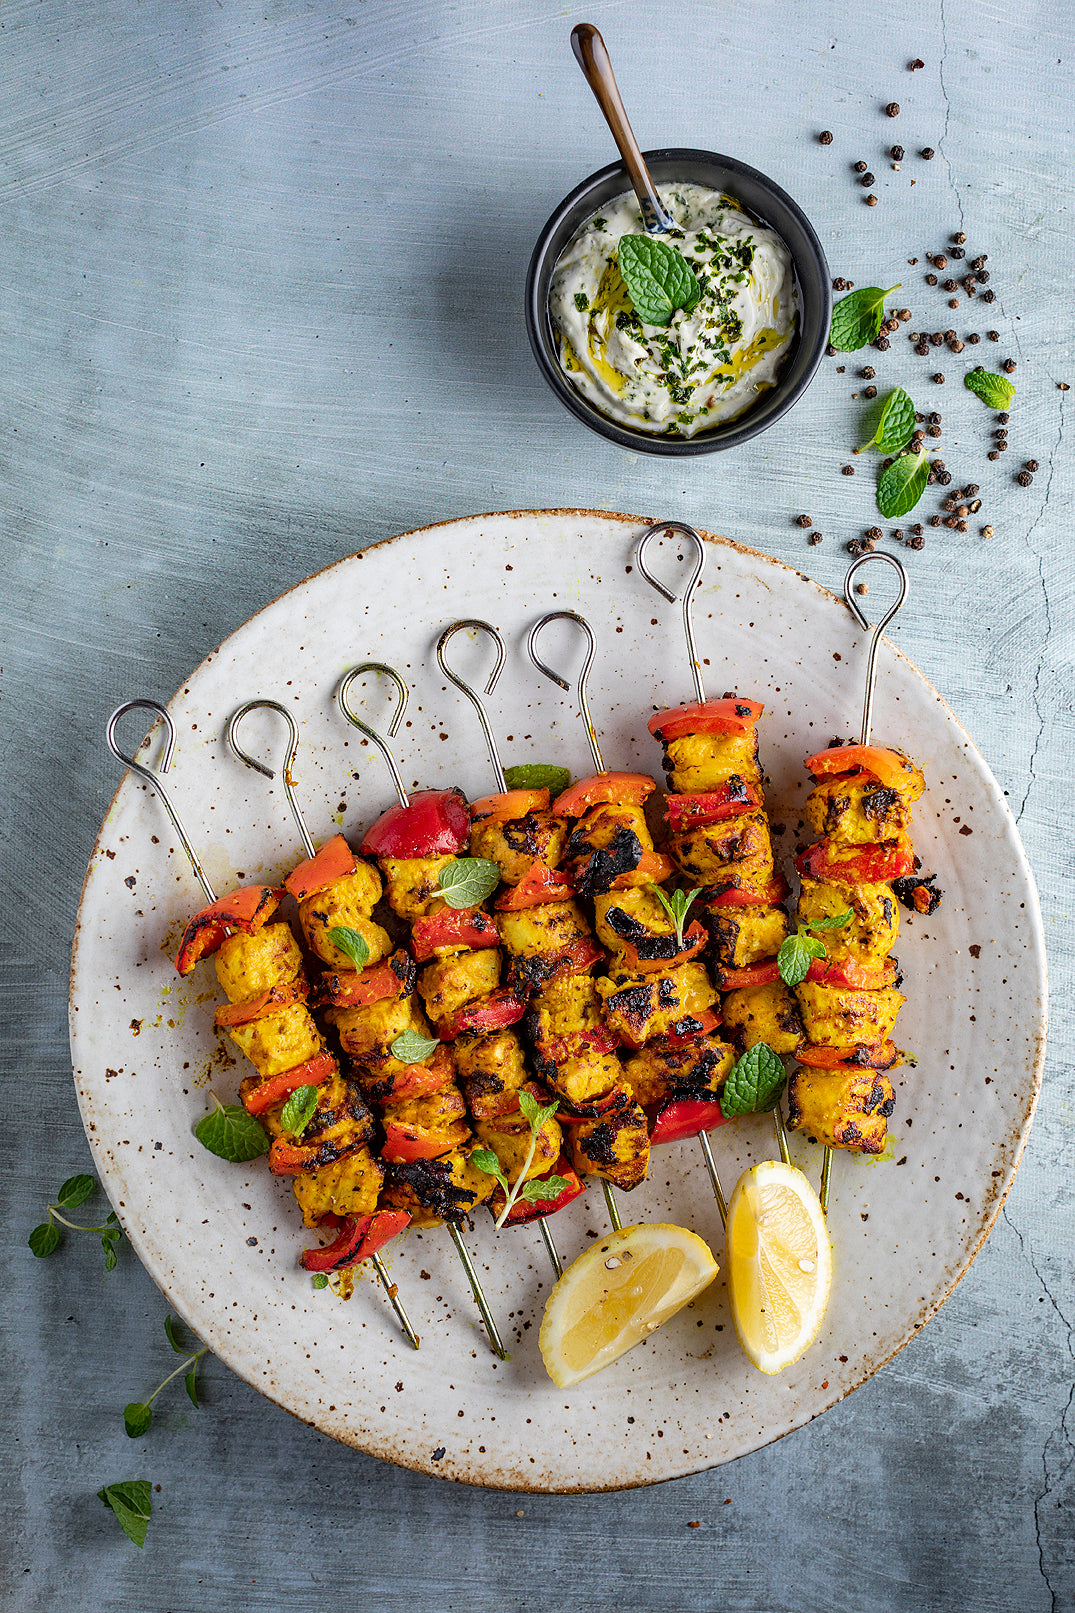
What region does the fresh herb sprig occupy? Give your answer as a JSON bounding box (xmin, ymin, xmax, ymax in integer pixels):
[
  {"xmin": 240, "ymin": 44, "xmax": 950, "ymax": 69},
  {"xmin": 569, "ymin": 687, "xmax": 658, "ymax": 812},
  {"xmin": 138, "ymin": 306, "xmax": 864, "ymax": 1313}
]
[
  {"xmin": 389, "ymin": 1027, "xmax": 440, "ymax": 1063},
  {"xmin": 473, "ymin": 1090, "xmax": 569, "ymax": 1228},
  {"xmin": 649, "ymin": 884, "xmax": 702, "ymax": 948},
  {"xmin": 829, "ymin": 284, "xmax": 901, "ymax": 351},
  {"xmin": 617, "ymin": 235, "xmax": 701, "ymax": 328},
  {"xmin": 777, "ymin": 912, "xmax": 853, "ymax": 987},
  {"xmin": 877, "ymin": 447, "xmax": 930, "ymax": 519},
  {"xmin": 327, "ymin": 925, "xmax": 370, "ymax": 970},
  {"xmin": 98, "ymin": 1480, "xmax": 153, "ymax": 1549},
  {"xmin": 720, "ymin": 1042, "xmax": 787, "ymax": 1119},
  {"xmin": 964, "ymin": 367, "xmax": 1016, "ymax": 410},
  {"xmin": 194, "ymin": 1095, "xmax": 270, "ymax": 1163},
  {"xmin": 123, "ymin": 1315, "xmax": 208, "ymax": 1437},
  {"xmin": 504, "ymin": 762, "xmax": 571, "ymax": 796},
  {"xmin": 28, "ymin": 1174, "xmax": 124, "ymax": 1269},
  {"xmin": 437, "ymin": 857, "xmax": 500, "ymax": 908},
  {"xmin": 854, "ymin": 386, "xmax": 916, "ymax": 455},
  {"xmin": 279, "ymin": 1083, "xmax": 318, "ymax": 1138}
]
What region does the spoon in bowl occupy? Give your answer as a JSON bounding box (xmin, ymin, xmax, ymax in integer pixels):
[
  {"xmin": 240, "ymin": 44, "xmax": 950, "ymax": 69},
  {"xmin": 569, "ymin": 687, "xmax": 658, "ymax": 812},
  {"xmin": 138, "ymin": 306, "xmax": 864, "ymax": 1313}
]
[{"xmin": 570, "ymin": 22, "xmax": 674, "ymax": 234}]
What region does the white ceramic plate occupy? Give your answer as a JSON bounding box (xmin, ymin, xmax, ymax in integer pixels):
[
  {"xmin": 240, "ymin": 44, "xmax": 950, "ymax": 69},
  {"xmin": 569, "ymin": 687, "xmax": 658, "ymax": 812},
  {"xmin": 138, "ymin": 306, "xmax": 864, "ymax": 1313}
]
[{"xmin": 69, "ymin": 510, "xmax": 1046, "ymax": 1492}]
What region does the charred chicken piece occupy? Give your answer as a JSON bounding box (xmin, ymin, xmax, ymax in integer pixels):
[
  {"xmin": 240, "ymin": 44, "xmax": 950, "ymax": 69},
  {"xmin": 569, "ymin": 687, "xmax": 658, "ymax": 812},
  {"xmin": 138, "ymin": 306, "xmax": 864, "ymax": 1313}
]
[{"xmin": 786, "ymin": 1065, "xmax": 896, "ymax": 1154}]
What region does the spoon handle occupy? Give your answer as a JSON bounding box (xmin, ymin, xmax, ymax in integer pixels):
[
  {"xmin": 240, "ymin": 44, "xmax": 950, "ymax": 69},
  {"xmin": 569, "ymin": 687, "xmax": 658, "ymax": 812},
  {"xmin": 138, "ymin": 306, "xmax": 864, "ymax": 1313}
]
[{"xmin": 571, "ymin": 23, "xmax": 673, "ymax": 233}]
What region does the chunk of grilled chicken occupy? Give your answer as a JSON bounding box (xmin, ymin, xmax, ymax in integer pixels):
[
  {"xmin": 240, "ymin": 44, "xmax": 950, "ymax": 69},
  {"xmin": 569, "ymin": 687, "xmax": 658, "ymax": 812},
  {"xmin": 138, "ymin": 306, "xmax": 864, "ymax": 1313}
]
[
  {"xmin": 475, "ymin": 1108, "xmax": 562, "ymax": 1180},
  {"xmin": 667, "ymin": 810, "xmax": 774, "ymax": 889},
  {"xmin": 804, "ymin": 775, "xmax": 919, "ymax": 847},
  {"xmin": 661, "ymin": 727, "xmax": 761, "ymax": 795},
  {"xmin": 593, "ymin": 885, "xmax": 699, "ymax": 970},
  {"xmin": 531, "ymin": 1044, "xmax": 623, "ymax": 1107},
  {"xmin": 418, "ymin": 946, "xmax": 502, "ymax": 1024},
  {"xmin": 621, "ymin": 1031, "xmax": 734, "ymax": 1109},
  {"xmin": 568, "ymin": 1100, "xmax": 651, "ymax": 1191},
  {"xmin": 298, "ymin": 865, "xmax": 392, "ymax": 969},
  {"xmin": 721, "ymin": 981, "xmax": 804, "ymax": 1055},
  {"xmin": 327, "ymin": 992, "xmax": 435, "ymax": 1074},
  {"xmin": 496, "ymin": 899, "xmax": 593, "ymax": 962},
  {"xmin": 796, "ymin": 981, "xmax": 906, "ymax": 1048},
  {"xmin": 378, "ymin": 854, "xmax": 458, "ymax": 920},
  {"xmin": 451, "ymin": 1028, "xmax": 531, "ymax": 1119},
  {"xmin": 595, "ymin": 960, "xmax": 718, "ymax": 1047},
  {"xmin": 225, "ymin": 1001, "xmax": 325, "ymax": 1078},
  {"xmin": 565, "ymin": 802, "xmax": 651, "ymax": 894},
  {"xmin": 526, "ymin": 972, "xmax": 604, "ymax": 1043},
  {"xmin": 469, "ymin": 809, "xmax": 568, "ymax": 885},
  {"xmin": 291, "ymin": 1145, "xmax": 386, "ymax": 1228},
  {"xmin": 214, "ymin": 922, "xmax": 305, "ymax": 1001},
  {"xmin": 798, "ymin": 874, "xmax": 900, "ymax": 972},
  {"xmin": 786, "ymin": 1065, "xmax": 896, "ymax": 1154},
  {"xmin": 703, "ymin": 901, "xmax": 790, "ymax": 970},
  {"xmin": 382, "ymin": 1145, "xmax": 497, "ymax": 1228}
]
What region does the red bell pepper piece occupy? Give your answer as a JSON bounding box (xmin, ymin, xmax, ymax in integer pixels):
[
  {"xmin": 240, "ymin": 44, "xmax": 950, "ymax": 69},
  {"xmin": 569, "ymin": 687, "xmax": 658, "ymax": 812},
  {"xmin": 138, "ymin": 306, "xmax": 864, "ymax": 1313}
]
[
  {"xmin": 648, "ymin": 696, "xmax": 764, "ymax": 743},
  {"xmin": 241, "ymin": 1052, "xmax": 337, "ymax": 1116},
  {"xmin": 435, "ymin": 985, "xmax": 527, "ymax": 1040},
  {"xmin": 214, "ymin": 977, "xmax": 308, "ymax": 1028},
  {"xmin": 613, "ymin": 847, "xmax": 674, "ymax": 886},
  {"xmin": 300, "ymin": 1208, "xmax": 411, "ymax": 1272},
  {"xmin": 796, "ymin": 1040, "xmax": 900, "ymax": 1070},
  {"xmin": 661, "ymin": 1008, "xmax": 723, "ymax": 1045},
  {"xmin": 315, "ymin": 951, "xmax": 413, "ymax": 1010},
  {"xmin": 471, "ymin": 1078, "xmax": 550, "ymax": 1121},
  {"xmin": 804, "ymin": 744, "xmax": 919, "ymax": 793},
  {"xmin": 495, "ymin": 861, "xmax": 574, "ymax": 909},
  {"xmin": 175, "ymin": 884, "xmax": 284, "ymax": 975},
  {"xmin": 360, "ymin": 788, "xmax": 470, "ymax": 859},
  {"xmin": 381, "ymin": 1116, "xmax": 471, "ymax": 1164},
  {"xmin": 620, "ymin": 918, "xmax": 708, "ymax": 974},
  {"xmin": 368, "ymin": 1045, "xmax": 456, "ymax": 1104},
  {"xmin": 664, "ymin": 781, "xmax": 762, "ymax": 831},
  {"xmin": 556, "ymin": 1086, "xmax": 631, "ymax": 1123},
  {"xmin": 707, "ymin": 874, "xmax": 789, "ymax": 908},
  {"xmin": 469, "ymin": 787, "xmax": 550, "ymax": 821},
  {"xmin": 797, "ymin": 839, "xmax": 916, "ymax": 886},
  {"xmin": 283, "ymin": 833, "xmax": 357, "ymax": 901},
  {"xmin": 496, "ymin": 1157, "xmax": 585, "ymax": 1225},
  {"xmin": 409, "ymin": 905, "xmax": 500, "ymax": 961},
  {"xmin": 533, "ymin": 1024, "xmax": 621, "ymax": 1065},
  {"xmin": 717, "ymin": 958, "xmax": 782, "ymax": 990},
  {"xmin": 805, "ymin": 956, "xmax": 900, "ymax": 990},
  {"xmin": 650, "ymin": 1096, "xmax": 729, "ymax": 1145},
  {"xmin": 542, "ymin": 935, "xmax": 604, "ymax": 982},
  {"xmin": 552, "ymin": 771, "xmax": 656, "ymax": 818}
]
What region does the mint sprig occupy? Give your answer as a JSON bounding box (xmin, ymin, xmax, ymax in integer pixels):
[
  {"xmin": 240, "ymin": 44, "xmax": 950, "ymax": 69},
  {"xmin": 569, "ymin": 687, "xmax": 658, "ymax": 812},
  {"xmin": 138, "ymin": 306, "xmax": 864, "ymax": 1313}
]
[
  {"xmin": 327, "ymin": 925, "xmax": 370, "ymax": 970},
  {"xmin": 829, "ymin": 284, "xmax": 900, "ymax": 352},
  {"xmin": 194, "ymin": 1095, "xmax": 270, "ymax": 1163},
  {"xmin": 28, "ymin": 1174, "xmax": 124, "ymax": 1269},
  {"xmin": 877, "ymin": 447, "xmax": 929, "ymax": 519},
  {"xmin": 389, "ymin": 1027, "xmax": 440, "ymax": 1063},
  {"xmin": 855, "ymin": 386, "xmax": 916, "ymax": 455},
  {"xmin": 964, "ymin": 368, "xmax": 1016, "ymax": 410},
  {"xmin": 720, "ymin": 1042, "xmax": 787, "ymax": 1119},
  {"xmin": 475, "ymin": 1090, "xmax": 567, "ymax": 1227},
  {"xmin": 777, "ymin": 911, "xmax": 852, "ymax": 987},
  {"xmin": 97, "ymin": 1480, "xmax": 153, "ymax": 1549},
  {"xmin": 617, "ymin": 235, "xmax": 701, "ymax": 328},
  {"xmin": 504, "ymin": 763, "xmax": 571, "ymax": 796},
  {"xmin": 437, "ymin": 857, "xmax": 500, "ymax": 909},
  {"xmin": 279, "ymin": 1083, "xmax": 319, "ymax": 1138},
  {"xmin": 123, "ymin": 1315, "xmax": 208, "ymax": 1438},
  {"xmin": 649, "ymin": 884, "xmax": 702, "ymax": 948}
]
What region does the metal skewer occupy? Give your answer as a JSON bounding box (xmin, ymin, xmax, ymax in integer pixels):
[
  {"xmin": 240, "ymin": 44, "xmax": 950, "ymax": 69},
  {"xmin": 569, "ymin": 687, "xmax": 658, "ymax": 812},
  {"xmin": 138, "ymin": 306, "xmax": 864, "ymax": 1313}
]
[
  {"xmin": 436, "ymin": 618, "xmax": 565, "ymax": 1279},
  {"xmin": 107, "ymin": 698, "xmax": 421, "ymax": 1348},
  {"xmin": 335, "ymin": 663, "xmax": 509, "ymax": 1360},
  {"xmin": 815, "ymin": 551, "xmax": 908, "ymax": 1213},
  {"xmin": 635, "ymin": 523, "xmax": 797, "ymax": 1204},
  {"xmin": 224, "ymin": 697, "xmax": 421, "ymax": 1349}
]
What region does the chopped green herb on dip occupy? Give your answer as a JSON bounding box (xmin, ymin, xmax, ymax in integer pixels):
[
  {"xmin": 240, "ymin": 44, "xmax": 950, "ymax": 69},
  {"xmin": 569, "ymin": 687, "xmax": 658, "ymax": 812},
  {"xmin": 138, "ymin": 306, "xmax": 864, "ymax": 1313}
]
[{"xmin": 549, "ymin": 183, "xmax": 797, "ymax": 437}]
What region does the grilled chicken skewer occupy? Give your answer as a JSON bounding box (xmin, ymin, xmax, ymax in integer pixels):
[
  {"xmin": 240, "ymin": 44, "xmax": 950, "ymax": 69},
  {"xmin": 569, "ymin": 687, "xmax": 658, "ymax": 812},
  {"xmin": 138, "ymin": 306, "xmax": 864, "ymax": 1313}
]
[
  {"xmin": 526, "ymin": 608, "xmax": 744, "ymax": 1221},
  {"xmin": 106, "ymin": 699, "xmax": 419, "ymax": 1344},
  {"xmin": 784, "ymin": 554, "xmax": 930, "ymax": 1210}
]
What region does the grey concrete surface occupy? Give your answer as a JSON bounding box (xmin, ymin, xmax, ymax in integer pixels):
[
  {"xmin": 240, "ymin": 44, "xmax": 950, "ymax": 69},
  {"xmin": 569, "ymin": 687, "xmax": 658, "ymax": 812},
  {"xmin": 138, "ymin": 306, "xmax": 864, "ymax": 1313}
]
[{"xmin": 2, "ymin": 1, "xmax": 1072, "ymax": 1608}]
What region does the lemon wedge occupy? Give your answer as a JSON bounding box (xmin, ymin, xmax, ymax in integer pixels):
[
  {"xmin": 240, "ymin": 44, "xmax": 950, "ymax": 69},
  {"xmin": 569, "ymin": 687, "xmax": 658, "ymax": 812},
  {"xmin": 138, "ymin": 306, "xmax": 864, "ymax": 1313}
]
[
  {"xmin": 725, "ymin": 1159, "xmax": 832, "ymax": 1374},
  {"xmin": 538, "ymin": 1222, "xmax": 718, "ymax": 1387}
]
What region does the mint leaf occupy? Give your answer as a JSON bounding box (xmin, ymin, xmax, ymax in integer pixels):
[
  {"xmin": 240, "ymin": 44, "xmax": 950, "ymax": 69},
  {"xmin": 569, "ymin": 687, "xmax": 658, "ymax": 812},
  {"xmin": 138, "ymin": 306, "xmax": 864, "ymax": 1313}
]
[
  {"xmin": 97, "ymin": 1480, "xmax": 152, "ymax": 1549},
  {"xmin": 877, "ymin": 447, "xmax": 929, "ymax": 519},
  {"xmin": 807, "ymin": 911, "xmax": 852, "ymax": 932},
  {"xmin": 390, "ymin": 1028, "xmax": 440, "ymax": 1063},
  {"xmin": 617, "ymin": 234, "xmax": 701, "ymax": 328},
  {"xmin": 471, "ymin": 1147, "xmax": 510, "ymax": 1194},
  {"xmin": 504, "ymin": 763, "xmax": 571, "ymax": 796},
  {"xmin": 279, "ymin": 1084, "xmax": 319, "ymax": 1138},
  {"xmin": 28, "ymin": 1223, "xmax": 61, "ymax": 1258},
  {"xmin": 438, "ymin": 858, "xmax": 500, "ymax": 908},
  {"xmin": 519, "ymin": 1174, "xmax": 572, "ymax": 1205},
  {"xmin": 964, "ymin": 367, "xmax": 1016, "ymax": 410},
  {"xmin": 194, "ymin": 1097, "xmax": 269, "ymax": 1163},
  {"xmin": 650, "ymin": 884, "xmax": 702, "ymax": 948},
  {"xmin": 164, "ymin": 1315, "xmax": 186, "ymax": 1355},
  {"xmin": 184, "ymin": 1368, "xmax": 200, "ymax": 1409},
  {"xmin": 327, "ymin": 925, "xmax": 370, "ymax": 970},
  {"xmin": 720, "ymin": 1042, "xmax": 786, "ymax": 1118},
  {"xmin": 829, "ymin": 284, "xmax": 900, "ymax": 352},
  {"xmin": 103, "ymin": 1237, "xmax": 119, "ymax": 1271},
  {"xmin": 855, "ymin": 387, "xmax": 916, "ymax": 455},
  {"xmin": 124, "ymin": 1402, "xmax": 153, "ymax": 1439},
  {"xmin": 777, "ymin": 930, "xmax": 826, "ymax": 988},
  {"xmin": 56, "ymin": 1173, "xmax": 96, "ymax": 1209},
  {"xmin": 311, "ymin": 1273, "xmax": 329, "ymax": 1290}
]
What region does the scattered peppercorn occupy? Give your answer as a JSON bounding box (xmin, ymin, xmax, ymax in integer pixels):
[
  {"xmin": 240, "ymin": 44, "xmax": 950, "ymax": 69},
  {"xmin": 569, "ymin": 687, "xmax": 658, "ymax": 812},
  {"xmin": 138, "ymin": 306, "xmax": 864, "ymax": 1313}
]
[
  {"xmin": 969, "ymin": 499, "xmax": 982, "ymax": 514},
  {"xmin": 1059, "ymin": 382, "xmax": 1070, "ymax": 390},
  {"xmin": 866, "ymin": 194, "xmax": 878, "ymax": 207},
  {"xmin": 927, "ymin": 424, "xmax": 942, "ymax": 437},
  {"xmin": 925, "ymin": 273, "xmax": 938, "ymax": 285},
  {"xmin": 976, "ymin": 270, "xmax": 990, "ymax": 283},
  {"xmin": 929, "ymin": 332, "xmax": 944, "ymax": 346},
  {"xmin": 987, "ymin": 330, "xmax": 999, "ymax": 341},
  {"xmin": 935, "ymin": 254, "xmax": 948, "ymax": 269},
  {"xmin": 953, "ymin": 231, "xmax": 966, "ymax": 244},
  {"xmin": 797, "ymin": 514, "xmax": 813, "ymax": 527},
  {"xmin": 891, "ymin": 145, "xmax": 905, "ymax": 161},
  {"xmin": 909, "ymin": 58, "xmax": 925, "ymax": 69},
  {"xmin": 833, "ymin": 276, "xmax": 848, "ymax": 290},
  {"xmin": 853, "ymin": 160, "xmax": 868, "ymax": 173},
  {"xmin": 873, "ymin": 332, "xmax": 888, "ymax": 347},
  {"xmin": 936, "ymin": 470, "xmax": 952, "ymax": 485},
  {"xmin": 932, "ymin": 458, "xmax": 946, "ymax": 469},
  {"xmin": 898, "ymin": 308, "xmax": 912, "ymax": 321},
  {"xmin": 996, "ymin": 414, "xmax": 1009, "ymax": 424},
  {"xmin": 988, "ymin": 449, "xmax": 1001, "ymax": 460},
  {"xmin": 809, "ymin": 532, "xmax": 822, "ymax": 544},
  {"xmin": 861, "ymin": 366, "xmax": 875, "ymax": 379},
  {"xmin": 912, "ymin": 523, "xmax": 924, "ymax": 536},
  {"xmin": 950, "ymin": 246, "xmax": 965, "ymax": 259},
  {"xmin": 827, "ymin": 343, "xmax": 838, "ymax": 356},
  {"xmin": 1002, "ymin": 358, "xmax": 1016, "ymax": 373},
  {"xmin": 956, "ymin": 519, "xmax": 968, "ymax": 532},
  {"xmin": 947, "ymin": 299, "xmax": 958, "ymax": 309},
  {"xmin": 861, "ymin": 173, "xmax": 875, "ymax": 187},
  {"xmin": 882, "ymin": 457, "xmax": 894, "ymax": 470},
  {"xmin": 965, "ymin": 483, "xmax": 979, "ymax": 494},
  {"xmin": 982, "ymin": 525, "xmax": 994, "ymax": 538},
  {"xmin": 968, "ymin": 332, "xmax": 980, "ymax": 344},
  {"xmin": 929, "ymin": 514, "xmax": 943, "ymax": 526},
  {"xmin": 893, "ymin": 528, "xmax": 904, "ymax": 541},
  {"xmin": 863, "ymin": 385, "xmax": 877, "ymax": 398},
  {"xmin": 981, "ymin": 289, "xmax": 995, "ymax": 302},
  {"xmin": 1025, "ymin": 460, "xmax": 1039, "ymax": 472},
  {"xmin": 921, "ymin": 147, "xmax": 935, "ymax": 159},
  {"xmin": 972, "ymin": 255, "xmax": 987, "ymax": 270},
  {"xmin": 908, "ymin": 534, "xmax": 925, "ymax": 549},
  {"xmin": 841, "ymin": 464, "xmax": 855, "ymax": 475},
  {"xmin": 932, "ymin": 372, "xmax": 945, "ymax": 383},
  {"xmin": 942, "ymin": 497, "xmax": 957, "ymax": 512},
  {"xmin": 915, "ymin": 342, "xmax": 929, "ymax": 355},
  {"xmin": 866, "ymin": 526, "xmax": 883, "ymax": 540},
  {"xmin": 886, "ymin": 102, "xmax": 900, "ymax": 116},
  {"xmin": 819, "ymin": 130, "xmax": 834, "ymax": 144},
  {"xmin": 950, "ymin": 339, "xmax": 964, "ymax": 353},
  {"xmin": 1017, "ymin": 471, "xmax": 1033, "ymax": 487}
]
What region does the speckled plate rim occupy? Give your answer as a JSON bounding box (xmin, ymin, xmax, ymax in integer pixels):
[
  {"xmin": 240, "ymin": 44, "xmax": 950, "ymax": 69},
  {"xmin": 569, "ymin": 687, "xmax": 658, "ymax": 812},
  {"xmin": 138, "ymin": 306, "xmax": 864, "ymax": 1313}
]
[{"xmin": 69, "ymin": 509, "xmax": 1047, "ymax": 1492}]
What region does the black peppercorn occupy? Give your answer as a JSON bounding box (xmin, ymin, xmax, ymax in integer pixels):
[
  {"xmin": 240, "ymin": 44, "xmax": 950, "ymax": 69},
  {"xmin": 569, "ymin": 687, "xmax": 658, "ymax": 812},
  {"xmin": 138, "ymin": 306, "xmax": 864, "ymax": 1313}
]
[
  {"xmin": 981, "ymin": 289, "xmax": 995, "ymax": 302},
  {"xmin": 862, "ymin": 366, "xmax": 875, "ymax": 379},
  {"xmin": 863, "ymin": 385, "xmax": 877, "ymax": 398},
  {"xmin": 927, "ymin": 424, "xmax": 942, "ymax": 437},
  {"xmin": 929, "ymin": 514, "xmax": 942, "ymax": 526},
  {"xmin": 866, "ymin": 526, "xmax": 883, "ymax": 540},
  {"xmin": 1025, "ymin": 460, "xmax": 1039, "ymax": 472},
  {"xmin": 932, "ymin": 372, "xmax": 945, "ymax": 383},
  {"xmin": 833, "ymin": 277, "xmax": 848, "ymax": 290},
  {"xmin": 893, "ymin": 528, "xmax": 904, "ymax": 541},
  {"xmin": 797, "ymin": 514, "xmax": 813, "ymax": 527},
  {"xmin": 915, "ymin": 342, "xmax": 929, "ymax": 355},
  {"xmin": 912, "ymin": 523, "xmax": 924, "ymax": 536},
  {"xmin": 976, "ymin": 270, "xmax": 990, "ymax": 283},
  {"xmin": 942, "ymin": 497, "xmax": 957, "ymax": 512},
  {"xmin": 874, "ymin": 334, "xmax": 889, "ymax": 348},
  {"xmin": 925, "ymin": 273, "xmax": 938, "ymax": 285},
  {"xmin": 853, "ymin": 160, "xmax": 868, "ymax": 172},
  {"xmin": 826, "ymin": 343, "xmax": 838, "ymax": 356},
  {"xmin": 809, "ymin": 531, "xmax": 822, "ymax": 544},
  {"xmin": 950, "ymin": 339, "xmax": 965, "ymax": 352},
  {"xmin": 909, "ymin": 57, "xmax": 925, "ymax": 69},
  {"xmin": 941, "ymin": 279, "xmax": 955, "ymax": 291},
  {"xmin": 988, "ymin": 449, "xmax": 1001, "ymax": 460},
  {"xmin": 1017, "ymin": 471, "xmax": 1033, "ymax": 487},
  {"xmin": 861, "ymin": 172, "xmax": 875, "ymax": 186},
  {"xmin": 866, "ymin": 194, "xmax": 878, "ymax": 206},
  {"xmin": 935, "ymin": 254, "xmax": 948, "ymax": 269},
  {"xmin": 965, "ymin": 483, "xmax": 979, "ymax": 494},
  {"xmin": 972, "ymin": 255, "xmax": 988, "ymax": 270},
  {"xmin": 996, "ymin": 414, "xmax": 1009, "ymax": 424},
  {"xmin": 841, "ymin": 464, "xmax": 855, "ymax": 475},
  {"xmin": 968, "ymin": 332, "xmax": 980, "ymax": 343},
  {"xmin": 898, "ymin": 309, "xmax": 912, "ymax": 321},
  {"xmin": 953, "ymin": 231, "xmax": 966, "ymax": 243},
  {"xmin": 956, "ymin": 519, "xmax": 969, "ymax": 532},
  {"xmin": 937, "ymin": 470, "xmax": 952, "ymax": 485},
  {"xmin": 908, "ymin": 534, "xmax": 925, "ymax": 549},
  {"xmin": 921, "ymin": 147, "xmax": 935, "ymax": 159},
  {"xmin": 886, "ymin": 102, "xmax": 900, "ymax": 115},
  {"xmin": 891, "ymin": 144, "xmax": 905, "ymax": 160},
  {"xmin": 1002, "ymin": 358, "xmax": 1016, "ymax": 373},
  {"xmin": 950, "ymin": 246, "xmax": 965, "ymax": 259},
  {"xmin": 819, "ymin": 130, "xmax": 834, "ymax": 144}
]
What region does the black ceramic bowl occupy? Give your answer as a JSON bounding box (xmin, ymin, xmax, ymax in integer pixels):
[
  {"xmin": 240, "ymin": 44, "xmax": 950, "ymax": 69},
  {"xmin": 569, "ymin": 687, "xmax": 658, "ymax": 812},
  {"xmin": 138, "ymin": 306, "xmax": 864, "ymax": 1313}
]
[{"xmin": 525, "ymin": 148, "xmax": 831, "ymax": 455}]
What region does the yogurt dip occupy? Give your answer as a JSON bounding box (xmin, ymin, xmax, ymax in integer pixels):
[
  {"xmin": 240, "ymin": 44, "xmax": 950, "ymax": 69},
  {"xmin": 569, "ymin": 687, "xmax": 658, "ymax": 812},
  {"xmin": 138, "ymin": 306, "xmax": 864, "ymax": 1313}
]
[{"xmin": 549, "ymin": 183, "xmax": 797, "ymax": 438}]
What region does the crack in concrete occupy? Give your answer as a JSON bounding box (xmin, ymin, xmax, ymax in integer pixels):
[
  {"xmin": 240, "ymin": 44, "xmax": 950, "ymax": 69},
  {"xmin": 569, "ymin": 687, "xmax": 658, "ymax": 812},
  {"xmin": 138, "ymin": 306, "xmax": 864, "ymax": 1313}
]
[
  {"xmin": 1002, "ymin": 1201, "xmax": 1074, "ymax": 1611},
  {"xmin": 936, "ymin": 0, "xmax": 967, "ymax": 237},
  {"xmin": 1015, "ymin": 393, "xmax": 1063, "ymax": 822}
]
